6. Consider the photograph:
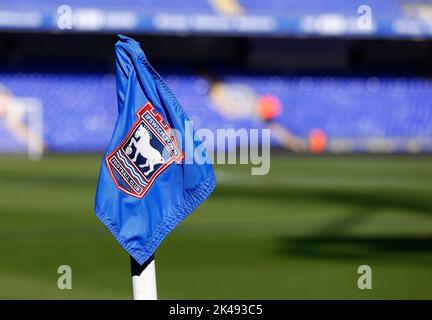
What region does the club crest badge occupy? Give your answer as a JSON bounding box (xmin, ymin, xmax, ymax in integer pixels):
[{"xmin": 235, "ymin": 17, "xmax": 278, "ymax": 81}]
[{"xmin": 106, "ymin": 102, "xmax": 184, "ymax": 198}]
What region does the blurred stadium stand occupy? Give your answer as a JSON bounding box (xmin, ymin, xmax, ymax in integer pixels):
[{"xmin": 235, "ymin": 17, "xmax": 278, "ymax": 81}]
[
  {"xmin": 1, "ymin": 0, "xmax": 432, "ymax": 37},
  {"xmin": 1, "ymin": 71, "xmax": 431, "ymax": 153},
  {"xmin": 0, "ymin": 1, "xmax": 431, "ymax": 154}
]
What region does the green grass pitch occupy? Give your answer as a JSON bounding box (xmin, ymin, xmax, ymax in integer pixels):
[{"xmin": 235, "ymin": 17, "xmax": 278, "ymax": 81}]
[{"xmin": 0, "ymin": 154, "xmax": 431, "ymax": 299}]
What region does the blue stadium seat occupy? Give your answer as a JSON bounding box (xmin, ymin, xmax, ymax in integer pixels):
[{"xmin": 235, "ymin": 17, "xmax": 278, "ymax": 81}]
[{"xmin": 0, "ymin": 71, "xmax": 431, "ymax": 152}]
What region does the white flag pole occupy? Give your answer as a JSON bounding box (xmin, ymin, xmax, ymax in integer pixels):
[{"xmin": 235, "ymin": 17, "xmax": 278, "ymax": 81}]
[{"xmin": 130, "ymin": 255, "xmax": 157, "ymax": 300}]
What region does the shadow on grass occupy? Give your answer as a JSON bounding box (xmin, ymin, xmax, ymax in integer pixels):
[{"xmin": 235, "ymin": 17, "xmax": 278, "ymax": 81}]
[
  {"xmin": 277, "ymin": 235, "xmax": 432, "ymax": 262},
  {"xmin": 215, "ymin": 185, "xmax": 432, "ymax": 263},
  {"xmin": 213, "ymin": 185, "xmax": 432, "ymax": 216}
]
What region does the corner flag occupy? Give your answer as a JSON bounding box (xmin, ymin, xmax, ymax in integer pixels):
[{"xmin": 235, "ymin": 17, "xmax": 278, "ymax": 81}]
[{"xmin": 94, "ymin": 35, "xmax": 216, "ymax": 266}]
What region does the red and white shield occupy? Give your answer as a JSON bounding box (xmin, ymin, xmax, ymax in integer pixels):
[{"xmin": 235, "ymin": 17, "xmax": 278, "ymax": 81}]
[{"xmin": 106, "ymin": 102, "xmax": 184, "ymax": 198}]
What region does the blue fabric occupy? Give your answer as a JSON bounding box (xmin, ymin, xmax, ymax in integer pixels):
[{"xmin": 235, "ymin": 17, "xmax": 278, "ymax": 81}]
[{"xmin": 94, "ymin": 35, "xmax": 216, "ymax": 265}]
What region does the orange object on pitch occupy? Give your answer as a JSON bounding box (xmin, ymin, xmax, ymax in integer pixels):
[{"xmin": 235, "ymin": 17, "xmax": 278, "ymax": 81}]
[
  {"xmin": 257, "ymin": 95, "xmax": 282, "ymax": 121},
  {"xmin": 309, "ymin": 128, "xmax": 327, "ymax": 154}
]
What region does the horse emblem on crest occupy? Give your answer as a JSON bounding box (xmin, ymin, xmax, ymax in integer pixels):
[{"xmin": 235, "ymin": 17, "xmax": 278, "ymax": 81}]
[{"xmin": 106, "ymin": 102, "xmax": 184, "ymax": 198}]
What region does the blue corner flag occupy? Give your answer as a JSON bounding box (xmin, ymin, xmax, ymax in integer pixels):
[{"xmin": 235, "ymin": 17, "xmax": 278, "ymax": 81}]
[{"xmin": 94, "ymin": 35, "xmax": 216, "ymax": 265}]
